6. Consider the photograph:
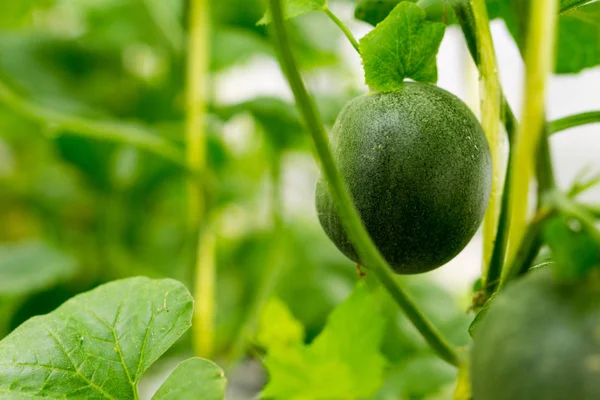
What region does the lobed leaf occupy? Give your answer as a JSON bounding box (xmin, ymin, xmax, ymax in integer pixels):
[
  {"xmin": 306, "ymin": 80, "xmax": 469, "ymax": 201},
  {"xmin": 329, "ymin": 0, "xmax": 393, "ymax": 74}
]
[
  {"xmin": 359, "ymin": 2, "xmax": 445, "ymax": 92},
  {"xmin": 0, "ymin": 277, "xmax": 193, "ymax": 399},
  {"xmin": 261, "ymin": 284, "xmax": 387, "ymax": 399}
]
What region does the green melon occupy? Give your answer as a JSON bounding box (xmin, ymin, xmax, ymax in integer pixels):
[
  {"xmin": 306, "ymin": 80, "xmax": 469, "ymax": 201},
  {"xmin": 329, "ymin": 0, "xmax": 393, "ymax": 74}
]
[
  {"xmin": 471, "ymin": 268, "xmax": 600, "ymax": 400},
  {"xmin": 315, "ymin": 82, "xmax": 491, "ymax": 274}
]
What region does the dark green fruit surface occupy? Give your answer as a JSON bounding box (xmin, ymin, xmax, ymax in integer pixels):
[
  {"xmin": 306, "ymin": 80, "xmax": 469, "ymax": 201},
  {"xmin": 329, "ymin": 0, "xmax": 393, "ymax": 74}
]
[
  {"xmin": 315, "ymin": 82, "xmax": 491, "ymax": 274},
  {"xmin": 471, "ymin": 268, "xmax": 600, "ymax": 400}
]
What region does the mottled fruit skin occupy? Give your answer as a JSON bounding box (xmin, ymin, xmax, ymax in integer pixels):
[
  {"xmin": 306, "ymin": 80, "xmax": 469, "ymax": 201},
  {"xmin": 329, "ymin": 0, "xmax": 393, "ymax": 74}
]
[
  {"xmin": 316, "ymin": 82, "xmax": 491, "ymax": 274},
  {"xmin": 471, "ymin": 268, "xmax": 600, "ymax": 400}
]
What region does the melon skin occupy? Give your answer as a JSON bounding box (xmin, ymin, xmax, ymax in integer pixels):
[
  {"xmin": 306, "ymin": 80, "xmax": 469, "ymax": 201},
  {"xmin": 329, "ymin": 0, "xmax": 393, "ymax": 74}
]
[
  {"xmin": 471, "ymin": 268, "xmax": 600, "ymax": 400},
  {"xmin": 315, "ymin": 82, "xmax": 492, "ymax": 274}
]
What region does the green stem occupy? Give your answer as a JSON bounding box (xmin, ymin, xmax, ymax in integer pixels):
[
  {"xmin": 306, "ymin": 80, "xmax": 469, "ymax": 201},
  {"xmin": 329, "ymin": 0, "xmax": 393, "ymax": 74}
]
[
  {"xmin": 502, "ymin": 0, "xmax": 559, "ymax": 282},
  {"xmin": 324, "ymin": 8, "xmax": 360, "ymax": 53},
  {"xmin": 536, "ymin": 125, "xmax": 557, "ymax": 198},
  {"xmin": 470, "ymin": 0, "xmax": 502, "ymax": 281},
  {"xmin": 549, "ymin": 111, "xmax": 600, "ymax": 134},
  {"xmin": 453, "ymin": 2, "xmax": 518, "ymax": 297},
  {"xmin": 269, "ymin": 0, "xmax": 459, "ymax": 367},
  {"xmin": 0, "ymin": 80, "xmax": 185, "ymax": 167},
  {"xmin": 186, "ymin": 0, "xmax": 215, "ymax": 358}
]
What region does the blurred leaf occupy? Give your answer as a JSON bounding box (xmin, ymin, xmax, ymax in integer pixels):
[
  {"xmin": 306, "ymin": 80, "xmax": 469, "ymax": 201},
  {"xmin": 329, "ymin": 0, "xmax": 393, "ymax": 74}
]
[
  {"xmin": 257, "ymin": 297, "xmax": 305, "ymax": 349},
  {"xmin": 211, "ymin": 28, "xmax": 272, "ymax": 71},
  {"xmin": 354, "ymin": 0, "xmax": 401, "ymax": 26},
  {"xmin": 359, "ymin": 2, "xmax": 446, "ymax": 91},
  {"xmin": 228, "ymin": 97, "xmax": 306, "ymax": 151},
  {"xmin": 0, "ymin": 0, "xmax": 53, "ymax": 29},
  {"xmin": 0, "ymin": 241, "xmax": 77, "ymax": 297},
  {"xmin": 259, "ymin": 0, "xmax": 328, "ymax": 25},
  {"xmin": 262, "ymin": 283, "xmax": 387, "ymax": 399},
  {"xmin": 556, "ymin": 3, "xmax": 600, "ymax": 73},
  {"xmin": 152, "ymin": 358, "xmax": 227, "ymax": 400},
  {"xmin": 543, "ymin": 214, "xmax": 600, "ymax": 281},
  {"xmin": 373, "ymin": 354, "xmax": 456, "ymax": 399},
  {"xmin": 488, "ymin": 0, "xmax": 600, "ymax": 74},
  {"xmin": 0, "ymin": 277, "xmax": 193, "ymax": 399},
  {"xmin": 355, "ymin": 0, "xmax": 457, "ymax": 27},
  {"xmin": 54, "ymin": 136, "xmax": 115, "ymax": 190}
]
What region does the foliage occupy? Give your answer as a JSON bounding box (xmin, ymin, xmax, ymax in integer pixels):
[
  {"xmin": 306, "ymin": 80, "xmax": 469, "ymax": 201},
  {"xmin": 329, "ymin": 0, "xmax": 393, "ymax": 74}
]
[
  {"xmin": 0, "ymin": 0, "xmax": 599, "ymax": 398},
  {"xmin": 0, "ymin": 277, "xmax": 226, "ymax": 399}
]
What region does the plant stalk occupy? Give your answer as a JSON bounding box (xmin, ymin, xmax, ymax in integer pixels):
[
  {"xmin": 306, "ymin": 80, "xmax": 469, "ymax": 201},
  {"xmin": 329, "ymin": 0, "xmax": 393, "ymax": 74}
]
[
  {"xmin": 324, "ymin": 8, "xmax": 360, "ymax": 53},
  {"xmin": 269, "ymin": 0, "xmax": 459, "ymax": 367},
  {"xmin": 501, "ymin": 0, "xmax": 559, "ymax": 284},
  {"xmin": 549, "ymin": 111, "xmax": 600, "ymax": 134},
  {"xmin": 470, "ymin": 0, "xmax": 502, "ymax": 280},
  {"xmin": 453, "ymin": 2, "xmax": 518, "ymax": 296},
  {"xmin": 186, "ymin": 0, "xmax": 215, "ymax": 358}
]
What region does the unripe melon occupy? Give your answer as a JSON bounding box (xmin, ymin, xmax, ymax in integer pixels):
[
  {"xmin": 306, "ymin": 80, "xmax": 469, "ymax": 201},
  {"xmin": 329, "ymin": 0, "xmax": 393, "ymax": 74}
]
[
  {"xmin": 316, "ymin": 82, "xmax": 492, "ymax": 274},
  {"xmin": 471, "ymin": 268, "xmax": 600, "ymax": 400}
]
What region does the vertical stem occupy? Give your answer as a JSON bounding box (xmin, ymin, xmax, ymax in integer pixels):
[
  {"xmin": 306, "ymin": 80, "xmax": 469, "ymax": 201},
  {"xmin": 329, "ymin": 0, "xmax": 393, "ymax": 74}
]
[
  {"xmin": 269, "ymin": 0, "xmax": 459, "ymax": 367},
  {"xmin": 502, "ymin": 0, "xmax": 559, "ymax": 283},
  {"xmin": 186, "ymin": 0, "xmax": 214, "ymax": 357},
  {"xmin": 470, "ymin": 0, "xmax": 502, "ymax": 280}
]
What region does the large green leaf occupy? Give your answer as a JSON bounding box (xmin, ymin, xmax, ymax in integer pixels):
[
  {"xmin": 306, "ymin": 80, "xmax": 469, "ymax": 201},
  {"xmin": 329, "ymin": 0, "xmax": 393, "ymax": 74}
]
[
  {"xmin": 0, "ymin": 277, "xmax": 193, "ymax": 399},
  {"xmin": 152, "ymin": 358, "xmax": 227, "ymax": 400},
  {"xmin": 359, "ymin": 1, "xmax": 446, "ymax": 91},
  {"xmin": 260, "ymin": 284, "xmax": 387, "ymax": 399}
]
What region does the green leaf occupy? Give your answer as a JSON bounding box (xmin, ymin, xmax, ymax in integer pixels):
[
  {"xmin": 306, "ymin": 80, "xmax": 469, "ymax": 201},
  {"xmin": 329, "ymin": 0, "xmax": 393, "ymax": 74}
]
[
  {"xmin": 0, "ymin": 241, "xmax": 78, "ymax": 298},
  {"xmin": 258, "ymin": 0, "xmax": 328, "ymax": 25},
  {"xmin": 0, "ymin": 0, "xmax": 53, "ymax": 29},
  {"xmin": 257, "ymin": 297, "xmax": 305, "ymax": 349},
  {"xmin": 543, "ymin": 214, "xmax": 600, "ymax": 281},
  {"xmin": 373, "ymin": 354, "xmax": 456, "ymax": 399},
  {"xmin": 556, "ymin": 3, "xmax": 600, "ymax": 74},
  {"xmin": 488, "ymin": 0, "xmax": 600, "ymax": 74},
  {"xmin": 152, "ymin": 358, "xmax": 227, "ymax": 400},
  {"xmin": 354, "ymin": 0, "xmax": 456, "ymax": 27},
  {"xmin": 261, "ymin": 284, "xmax": 387, "ymax": 399},
  {"xmin": 354, "ymin": 0, "xmax": 402, "ymax": 26},
  {"xmin": 359, "ymin": 1, "xmax": 446, "ymax": 92},
  {"xmin": 211, "ymin": 28, "xmax": 272, "ymax": 71},
  {"xmin": 0, "ymin": 277, "xmax": 193, "ymax": 399}
]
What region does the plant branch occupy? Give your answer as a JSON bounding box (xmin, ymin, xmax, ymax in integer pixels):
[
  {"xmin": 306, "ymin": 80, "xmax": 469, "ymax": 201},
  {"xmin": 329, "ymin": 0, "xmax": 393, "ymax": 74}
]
[
  {"xmin": 470, "ymin": 0, "xmax": 503, "ymax": 281},
  {"xmin": 536, "ymin": 125, "xmax": 557, "ymax": 198},
  {"xmin": 453, "ymin": 1, "xmax": 518, "ymax": 296},
  {"xmin": 502, "ymin": 0, "xmax": 559, "ymax": 283},
  {"xmin": 0, "ymin": 80, "xmax": 186, "ymax": 167},
  {"xmin": 324, "ymin": 8, "xmax": 360, "ymax": 53},
  {"xmin": 186, "ymin": 0, "xmax": 215, "ymax": 358},
  {"xmin": 269, "ymin": 0, "xmax": 459, "ymax": 367},
  {"xmin": 549, "ymin": 111, "xmax": 600, "ymax": 134}
]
